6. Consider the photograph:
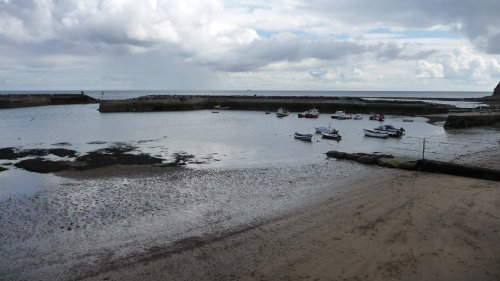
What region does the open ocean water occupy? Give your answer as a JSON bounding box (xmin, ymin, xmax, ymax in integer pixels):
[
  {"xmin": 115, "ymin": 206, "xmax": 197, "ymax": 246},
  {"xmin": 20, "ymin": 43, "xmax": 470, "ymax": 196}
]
[{"xmin": 1, "ymin": 89, "xmax": 492, "ymax": 100}]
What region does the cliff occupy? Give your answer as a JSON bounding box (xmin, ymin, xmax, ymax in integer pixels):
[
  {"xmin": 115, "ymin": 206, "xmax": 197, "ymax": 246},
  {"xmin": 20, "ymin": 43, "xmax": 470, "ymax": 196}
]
[{"xmin": 494, "ymin": 82, "xmax": 500, "ymax": 96}]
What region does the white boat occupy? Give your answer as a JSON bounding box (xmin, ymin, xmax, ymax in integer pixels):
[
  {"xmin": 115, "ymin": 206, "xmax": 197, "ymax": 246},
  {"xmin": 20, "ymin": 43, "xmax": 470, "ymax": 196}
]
[
  {"xmin": 331, "ymin": 111, "xmax": 352, "ymax": 120},
  {"xmin": 314, "ymin": 126, "xmax": 332, "ymax": 133},
  {"xmin": 363, "ymin": 129, "xmax": 389, "ymax": 138},
  {"xmin": 294, "ymin": 132, "xmax": 313, "ymax": 141},
  {"xmin": 353, "ymin": 114, "xmax": 363, "ymax": 120},
  {"xmin": 276, "ymin": 107, "xmax": 289, "ymax": 117},
  {"xmin": 321, "ymin": 130, "xmax": 342, "ymax": 140},
  {"xmin": 374, "ymin": 124, "xmax": 405, "ymax": 137}
]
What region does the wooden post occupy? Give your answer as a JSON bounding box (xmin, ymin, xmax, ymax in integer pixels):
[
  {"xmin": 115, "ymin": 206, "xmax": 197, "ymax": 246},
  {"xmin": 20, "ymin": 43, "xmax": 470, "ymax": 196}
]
[{"xmin": 422, "ymin": 138, "xmax": 426, "ymax": 160}]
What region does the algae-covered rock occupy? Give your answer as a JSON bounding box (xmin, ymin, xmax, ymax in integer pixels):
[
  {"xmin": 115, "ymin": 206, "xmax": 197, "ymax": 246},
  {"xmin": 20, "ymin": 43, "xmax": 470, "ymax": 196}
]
[{"xmin": 15, "ymin": 158, "xmax": 71, "ymax": 173}]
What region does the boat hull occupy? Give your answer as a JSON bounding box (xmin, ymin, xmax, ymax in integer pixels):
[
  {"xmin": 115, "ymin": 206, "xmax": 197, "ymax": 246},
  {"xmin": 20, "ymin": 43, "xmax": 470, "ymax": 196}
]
[
  {"xmin": 321, "ymin": 132, "xmax": 342, "ymax": 140},
  {"xmin": 294, "ymin": 132, "xmax": 313, "ymax": 141},
  {"xmin": 363, "ymin": 129, "xmax": 389, "ymax": 138}
]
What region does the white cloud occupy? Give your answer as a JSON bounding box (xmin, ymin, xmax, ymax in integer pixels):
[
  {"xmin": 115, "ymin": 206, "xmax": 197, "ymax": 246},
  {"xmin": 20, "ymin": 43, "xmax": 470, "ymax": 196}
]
[{"xmin": 0, "ymin": 0, "xmax": 499, "ymax": 91}]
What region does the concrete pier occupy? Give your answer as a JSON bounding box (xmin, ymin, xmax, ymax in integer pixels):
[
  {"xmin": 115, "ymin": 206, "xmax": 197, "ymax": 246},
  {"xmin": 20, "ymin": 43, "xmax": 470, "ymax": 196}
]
[
  {"xmin": 444, "ymin": 113, "xmax": 500, "ymax": 129},
  {"xmin": 0, "ymin": 94, "xmax": 97, "ymax": 109}
]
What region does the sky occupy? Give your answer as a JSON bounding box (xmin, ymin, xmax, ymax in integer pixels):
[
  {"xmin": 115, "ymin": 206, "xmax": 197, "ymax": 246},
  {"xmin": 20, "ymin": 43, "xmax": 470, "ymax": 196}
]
[{"xmin": 0, "ymin": 0, "xmax": 499, "ymax": 91}]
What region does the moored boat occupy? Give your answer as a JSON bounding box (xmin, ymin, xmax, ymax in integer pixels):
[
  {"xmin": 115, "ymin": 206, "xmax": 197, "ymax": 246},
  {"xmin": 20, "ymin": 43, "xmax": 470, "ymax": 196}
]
[
  {"xmin": 331, "ymin": 111, "xmax": 352, "ymax": 120},
  {"xmin": 353, "ymin": 114, "xmax": 363, "ymax": 120},
  {"xmin": 369, "ymin": 114, "xmax": 385, "ymax": 121},
  {"xmin": 363, "ymin": 129, "xmax": 389, "ymax": 138},
  {"xmin": 321, "ymin": 130, "xmax": 342, "ymax": 140},
  {"xmin": 374, "ymin": 124, "xmax": 405, "ymax": 137},
  {"xmin": 314, "ymin": 126, "xmax": 334, "ymax": 133},
  {"xmin": 294, "ymin": 132, "xmax": 313, "ymax": 141},
  {"xmin": 276, "ymin": 107, "xmax": 290, "ymax": 117},
  {"xmin": 298, "ymin": 108, "xmax": 319, "ymax": 118}
]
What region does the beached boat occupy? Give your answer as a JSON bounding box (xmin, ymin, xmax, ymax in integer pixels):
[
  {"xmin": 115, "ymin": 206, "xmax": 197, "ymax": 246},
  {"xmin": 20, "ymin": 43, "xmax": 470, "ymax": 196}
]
[
  {"xmin": 294, "ymin": 132, "xmax": 313, "ymax": 141},
  {"xmin": 214, "ymin": 104, "xmax": 230, "ymax": 110},
  {"xmin": 331, "ymin": 111, "xmax": 352, "ymax": 120},
  {"xmin": 374, "ymin": 124, "xmax": 405, "ymax": 137},
  {"xmin": 321, "ymin": 130, "xmax": 342, "ymax": 140},
  {"xmin": 353, "ymin": 114, "xmax": 363, "ymax": 120},
  {"xmin": 298, "ymin": 108, "xmax": 319, "ymax": 118},
  {"xmin": 369, "ymin": 114, "xmax": 385, "ymax": 121},
  {"xmin": 276, "ymin": 107, "xmax": 290, "ymax": 117},
  {"xmin": 363, "ymin": 129, "xmax": 389, "ymax": 138}
]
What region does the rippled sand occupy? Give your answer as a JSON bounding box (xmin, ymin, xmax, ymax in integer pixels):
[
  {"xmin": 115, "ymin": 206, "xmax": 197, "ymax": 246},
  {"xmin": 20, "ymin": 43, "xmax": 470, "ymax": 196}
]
[{"xmin": 0, "ymin": 161, "xmax": 373, "ymax": 281}]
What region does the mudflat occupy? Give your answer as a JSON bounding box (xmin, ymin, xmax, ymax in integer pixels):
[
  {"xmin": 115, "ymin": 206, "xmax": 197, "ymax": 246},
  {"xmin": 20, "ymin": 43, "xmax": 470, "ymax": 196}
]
[{"xmin": 83, "ymin": 169, "xmax": 500, "ymax": 281}]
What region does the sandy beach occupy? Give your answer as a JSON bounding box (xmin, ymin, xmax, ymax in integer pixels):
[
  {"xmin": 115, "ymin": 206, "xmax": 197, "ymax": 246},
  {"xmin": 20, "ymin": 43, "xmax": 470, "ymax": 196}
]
[{"xmin": 81, "ymin": 169, "xmax": 500, "ymax": 281}]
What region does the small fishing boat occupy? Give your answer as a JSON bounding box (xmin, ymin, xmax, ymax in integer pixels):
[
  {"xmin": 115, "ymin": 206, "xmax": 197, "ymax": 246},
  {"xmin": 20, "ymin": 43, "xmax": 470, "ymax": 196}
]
[
  {"xmin": 214, "ymin": 104, "xmax": 230, "ymax": 110},
  {"xmin": 363, "ymin": 129, "xmax": 389, "ymax": 138},
  {"xmin": 353, "ymin": 114, "xmax": 363, "ymax": 120},
  {"xmin": 298, "ymin": 108, "xmax": 319, "ymax": 118},
  {"xmin": 314, "ymin": 126, "xmax": 332, "ymax": 133},
  {"xmin": 369, "ymin": 114, "xmax": 385, "ymax": 121},
  {"xmin": 294, "ymin": 132, "xmax": 313, "ymax": 141},
  {"xmin": 276, "ymin": 107, "xmax": 290, "ymax": 117},
  {"xmin": 331, "ymin": 111, "xmax": 352, "ymax": 120},
  {"xmin": 321, "ymin": 130, "xmax": 342, "ymax": 140},
  {"xmin": 374, "ymin": 124, "xmax": 405, "ymax": 137}
]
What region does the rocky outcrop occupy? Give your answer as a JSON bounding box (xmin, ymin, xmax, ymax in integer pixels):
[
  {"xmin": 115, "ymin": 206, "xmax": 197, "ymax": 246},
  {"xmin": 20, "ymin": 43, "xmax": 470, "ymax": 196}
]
[
  {"xmin": 2, "ymin": 144, "xmax": 202, "ymax": 174},
  {"xmin": 494, "ymin": 81, "xmax": 500, "ymax": 96}
]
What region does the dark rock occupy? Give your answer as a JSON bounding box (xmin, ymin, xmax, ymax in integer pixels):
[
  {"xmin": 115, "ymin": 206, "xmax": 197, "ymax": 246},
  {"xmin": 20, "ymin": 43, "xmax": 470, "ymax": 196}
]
[
  {"xmin": 74, "ymin": 146, "xmax": 162, "ymax": 170},
  {"xmin": 87, "ymin": 141, "xmax": 107, "ymax": 145},
  {"xmin": 0, "ymin": 166, "xmax": 7, "ymax": 172},
  {"xmin": 0, "ymin": 147, "xmax": 16, "ymax": 159},
  {"xmin": 0, "ymin": 147, "xmax": 77, "ymax": 159},
  {"xmin": 15, "ymin": 158, "xmax": 71, "ymax": 173},
  {"xmin": 326, "ymin": 151, "xmax": 393, "ymax": 164},
  {"xmin": 48, "ymin": 148, "xmax": 77, "ymax": 158},
  {"xmin": 494, "ymin": 81, "xmax": 500, "ymax": 96},
  {"xmin": 51, "ymin": 142, "xmax": 72, "ymax": 147}
]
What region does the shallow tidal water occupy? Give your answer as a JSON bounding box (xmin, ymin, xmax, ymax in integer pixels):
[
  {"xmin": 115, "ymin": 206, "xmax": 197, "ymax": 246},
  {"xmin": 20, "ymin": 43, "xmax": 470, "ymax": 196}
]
[{"xmin": 1, "ymin": 104, "xmax": 499, "ymax": 280}]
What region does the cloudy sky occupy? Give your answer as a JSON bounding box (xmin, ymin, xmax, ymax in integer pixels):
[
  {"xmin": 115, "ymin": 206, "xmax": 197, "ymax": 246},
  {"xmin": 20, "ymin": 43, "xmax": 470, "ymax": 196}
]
[{"xmin": 1, "ymin": 0, "xmax": 499, "ymax": 91}]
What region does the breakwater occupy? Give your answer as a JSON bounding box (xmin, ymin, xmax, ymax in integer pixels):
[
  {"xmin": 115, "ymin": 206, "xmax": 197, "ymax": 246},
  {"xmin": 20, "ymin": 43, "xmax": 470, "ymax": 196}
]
[
  {"xmin": 326, "ymin": 151, "xmax": 500, "ymax": 181},
  {"xmin": 444, "ymin": 114, "xmax": 500, "ymax": 129},
  {"xmin": 0, "ymin": 94, "xmax": 97, "ymax": 109},
  {"xmin": 99, "ymin": 95, "xmax": 453, "ymax": 114}
]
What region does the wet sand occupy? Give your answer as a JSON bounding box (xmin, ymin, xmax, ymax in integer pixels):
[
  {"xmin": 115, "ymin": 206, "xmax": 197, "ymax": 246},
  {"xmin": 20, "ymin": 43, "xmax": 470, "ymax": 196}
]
[{"xmin": 82, "ymin": 169, "xmax": 500, "ymax": 281}]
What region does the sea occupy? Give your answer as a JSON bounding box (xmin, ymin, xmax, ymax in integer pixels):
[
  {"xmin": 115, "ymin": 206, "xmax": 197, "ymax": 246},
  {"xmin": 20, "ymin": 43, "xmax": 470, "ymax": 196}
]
[
  {"xmin": 1, "ymin": 89, "xmax": 492, "ymax": 100},
  {"xmin": 0, "ymin": 90, "xmax": 499, "ymax": 280}
]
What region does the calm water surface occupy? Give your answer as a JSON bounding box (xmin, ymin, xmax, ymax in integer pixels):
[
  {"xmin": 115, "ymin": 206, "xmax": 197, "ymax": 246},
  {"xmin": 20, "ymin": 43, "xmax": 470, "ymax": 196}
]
[{"xmin": 1, "ymin": 104, "xmax": 499, "ymax": 195}]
